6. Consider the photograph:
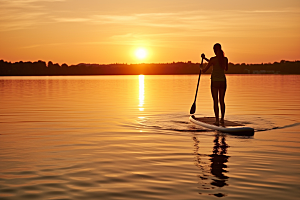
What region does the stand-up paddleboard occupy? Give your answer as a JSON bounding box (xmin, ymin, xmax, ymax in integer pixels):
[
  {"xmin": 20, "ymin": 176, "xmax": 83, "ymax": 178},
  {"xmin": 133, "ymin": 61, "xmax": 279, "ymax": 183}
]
[{"xmin": 190, "ymin": 115, "xmax": 254, "ymax": 136}]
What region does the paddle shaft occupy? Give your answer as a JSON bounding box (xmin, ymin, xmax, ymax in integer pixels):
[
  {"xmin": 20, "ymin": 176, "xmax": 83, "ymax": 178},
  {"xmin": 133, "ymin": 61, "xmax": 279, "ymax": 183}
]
[
  {"xmin": 190, "ymin": 56, "xmax": 205, "ymax": 114},
  {"xmin": 193, "ymin": 57, "xmax": 204, "ymax": 102}
]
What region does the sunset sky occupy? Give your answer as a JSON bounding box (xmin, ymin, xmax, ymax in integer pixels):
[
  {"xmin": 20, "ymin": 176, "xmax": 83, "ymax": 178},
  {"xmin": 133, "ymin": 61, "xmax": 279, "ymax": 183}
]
[{"xmin": 1, "ymin": 0, "xmax": 299, "ymax": 65}]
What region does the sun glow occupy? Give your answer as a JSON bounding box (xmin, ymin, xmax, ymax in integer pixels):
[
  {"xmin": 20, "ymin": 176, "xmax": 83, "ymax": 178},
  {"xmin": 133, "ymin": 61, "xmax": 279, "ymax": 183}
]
[{"xmin": 135, "ymin": 48, "xmax": 147, "ymax": 60}]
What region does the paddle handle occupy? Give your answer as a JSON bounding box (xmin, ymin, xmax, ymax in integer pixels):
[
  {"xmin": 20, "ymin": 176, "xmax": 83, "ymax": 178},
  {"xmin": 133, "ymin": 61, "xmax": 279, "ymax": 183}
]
[{"xmin": 201, "ymin": 53, "xmax": 209, "ymax": 62}]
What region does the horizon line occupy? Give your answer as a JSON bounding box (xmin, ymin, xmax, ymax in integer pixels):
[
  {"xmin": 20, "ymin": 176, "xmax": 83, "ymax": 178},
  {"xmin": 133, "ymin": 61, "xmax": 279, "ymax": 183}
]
[{"xmin": 1, "ymin": 59, "xmax": 299, "ymax": 66}]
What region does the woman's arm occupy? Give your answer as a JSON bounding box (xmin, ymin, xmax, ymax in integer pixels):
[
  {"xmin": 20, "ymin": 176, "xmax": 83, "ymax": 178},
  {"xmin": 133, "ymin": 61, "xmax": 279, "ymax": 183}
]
[
  {"xmin": 225, "ymin": 57, "xmax": 228, "ymax": 71},
  {"xmin": 202, "ymin": 58, "xmax": 214, "ymax": 73}
]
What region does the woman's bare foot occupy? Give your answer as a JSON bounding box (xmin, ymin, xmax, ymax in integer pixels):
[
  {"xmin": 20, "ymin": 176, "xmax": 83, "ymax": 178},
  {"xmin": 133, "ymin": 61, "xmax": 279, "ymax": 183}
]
[
  {"xmin": 220, "ymin": 118, "xmax": 224, "ymax": 124},
  {"xmin": 213, "ymin": 121, "xmax": 219, "ymax": 126}
]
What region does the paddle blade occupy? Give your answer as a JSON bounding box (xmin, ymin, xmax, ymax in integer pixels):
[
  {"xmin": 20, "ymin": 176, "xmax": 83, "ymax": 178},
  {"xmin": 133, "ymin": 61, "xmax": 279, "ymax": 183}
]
[{"xmin": 190, "ymin": 102, "xmax": 196, "ymax": 114}]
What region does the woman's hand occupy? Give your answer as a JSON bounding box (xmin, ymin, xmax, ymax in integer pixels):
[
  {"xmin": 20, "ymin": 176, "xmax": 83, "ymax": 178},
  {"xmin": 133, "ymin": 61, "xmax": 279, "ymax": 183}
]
[{"xmin": 201, "ymin": 53, "xmax": 209, "ymax": 62}]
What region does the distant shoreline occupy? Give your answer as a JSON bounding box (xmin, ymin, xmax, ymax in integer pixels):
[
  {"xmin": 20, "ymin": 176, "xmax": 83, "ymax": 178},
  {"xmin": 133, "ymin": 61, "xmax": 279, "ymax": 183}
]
[{"xmin": 1, "ymin": 59, "xmax": 299, "ymax": 76}]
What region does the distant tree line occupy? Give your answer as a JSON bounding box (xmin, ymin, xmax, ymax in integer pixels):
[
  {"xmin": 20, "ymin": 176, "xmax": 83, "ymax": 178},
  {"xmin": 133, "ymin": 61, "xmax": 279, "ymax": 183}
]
[{"xmin": 0, "ymin": 59, "xmax": 299, "ymax": 76}]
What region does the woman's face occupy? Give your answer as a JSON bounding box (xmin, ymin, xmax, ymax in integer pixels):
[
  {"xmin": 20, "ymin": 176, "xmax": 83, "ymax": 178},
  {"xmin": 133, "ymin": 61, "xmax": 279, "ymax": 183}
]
[
  {"xmin": 213, "ymin": 47, "xmax": 218, "ymax": 55},
  {"xmin": 213, "ymin": 45, "xmax": 221, "ymax": 55}
]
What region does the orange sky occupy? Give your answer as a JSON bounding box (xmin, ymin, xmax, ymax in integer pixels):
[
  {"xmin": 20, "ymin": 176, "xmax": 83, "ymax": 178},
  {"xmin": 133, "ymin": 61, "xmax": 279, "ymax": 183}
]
[{"xmin": 0, "ymin": 0, "xmax": 299, "ymax": 65}]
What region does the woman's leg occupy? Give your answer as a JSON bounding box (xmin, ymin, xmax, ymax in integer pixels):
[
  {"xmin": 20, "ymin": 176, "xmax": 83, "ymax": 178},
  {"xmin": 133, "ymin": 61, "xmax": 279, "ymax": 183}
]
[
  {"xmin": 211, "ymin": 85, "xmax": 219, "ymax": 124},
  {"xmin": 219, "ymin": 83, "xmax": 226, "ymax": 122}
]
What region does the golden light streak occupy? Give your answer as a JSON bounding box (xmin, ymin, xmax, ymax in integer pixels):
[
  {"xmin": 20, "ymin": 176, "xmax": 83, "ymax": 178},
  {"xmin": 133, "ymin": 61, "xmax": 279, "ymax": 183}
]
[{"xmin": 138, "ymin": 75, "xmax": 145, "ymax": 111}]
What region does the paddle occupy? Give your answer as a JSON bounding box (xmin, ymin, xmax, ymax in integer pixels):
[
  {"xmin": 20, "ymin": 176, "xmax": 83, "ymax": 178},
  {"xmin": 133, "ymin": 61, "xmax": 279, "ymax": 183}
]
[{"xmin": 190, "ymin": 56, "xmax": 204, "ymax": 115}]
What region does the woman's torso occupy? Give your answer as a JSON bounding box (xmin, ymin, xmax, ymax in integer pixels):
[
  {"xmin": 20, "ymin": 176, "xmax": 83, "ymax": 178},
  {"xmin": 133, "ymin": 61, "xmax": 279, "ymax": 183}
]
[{"xmin": 211, "ymin": 56, "xmax": 227, "ymax": 81}]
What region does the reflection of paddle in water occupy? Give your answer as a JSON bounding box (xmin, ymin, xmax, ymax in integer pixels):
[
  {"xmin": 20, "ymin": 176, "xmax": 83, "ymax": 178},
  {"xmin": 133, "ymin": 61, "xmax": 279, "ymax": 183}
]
[{"xmin": 193, "ymin": 134, "xmax": 230, "ymax": 197}]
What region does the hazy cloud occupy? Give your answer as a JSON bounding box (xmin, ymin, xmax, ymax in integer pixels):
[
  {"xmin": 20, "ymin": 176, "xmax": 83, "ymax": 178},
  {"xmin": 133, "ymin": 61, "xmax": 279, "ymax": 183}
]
[
  {"xmin": 50, "ymin": 8, "xmax": 300, "ymax": 47},
  {"xmin": 2, "ymin": 0, "xmax": 299, "ymax": 50},
  {"xmin": 1, "ymin": 0, "xmax": 299, "ymax": 33},
  {"xmin": 0, "ymin": 0, "xmax": 65, "ymax": 31},
  {"xmin": 53, "ymin": 8, "xmax": 300, "ymax": 30}
]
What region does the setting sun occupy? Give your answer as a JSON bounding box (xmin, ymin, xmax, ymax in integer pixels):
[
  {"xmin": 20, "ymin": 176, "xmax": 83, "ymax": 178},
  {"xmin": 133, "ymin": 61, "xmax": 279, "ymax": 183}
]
[{"xmin": 135, "ymin": 48, "xmax": 147, "ymax": 60}]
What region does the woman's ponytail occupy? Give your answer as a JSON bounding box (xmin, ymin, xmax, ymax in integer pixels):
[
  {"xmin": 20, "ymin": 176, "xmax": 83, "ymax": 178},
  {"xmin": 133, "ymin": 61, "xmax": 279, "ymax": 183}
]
[{"xmin": 214, "ymin": 43, "xmax": 226, "ymax": 70}]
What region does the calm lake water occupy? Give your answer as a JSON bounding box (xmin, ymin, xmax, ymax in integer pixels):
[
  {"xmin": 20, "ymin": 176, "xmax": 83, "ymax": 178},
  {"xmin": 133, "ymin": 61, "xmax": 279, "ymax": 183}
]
[{"xmin": 0, "ymin": 75, "xmax": 299, "ymax": 200}]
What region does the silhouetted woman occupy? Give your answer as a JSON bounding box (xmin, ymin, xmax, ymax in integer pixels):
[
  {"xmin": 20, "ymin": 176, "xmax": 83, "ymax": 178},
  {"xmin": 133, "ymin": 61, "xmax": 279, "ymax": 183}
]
[{"xmin": 202, "ymin": 43, "xmax": 228, "ymax": 125}]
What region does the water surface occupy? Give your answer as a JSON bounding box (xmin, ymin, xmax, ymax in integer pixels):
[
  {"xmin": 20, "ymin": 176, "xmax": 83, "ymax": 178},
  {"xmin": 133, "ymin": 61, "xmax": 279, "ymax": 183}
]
[{"xmin": 0, "ymin": 75, "xmax": 299, "ymax": 200}]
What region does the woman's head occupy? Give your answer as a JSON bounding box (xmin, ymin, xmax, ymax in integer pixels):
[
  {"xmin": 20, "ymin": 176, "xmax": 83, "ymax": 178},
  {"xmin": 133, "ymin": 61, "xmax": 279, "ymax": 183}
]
[
  {"xmin": 213, "ymin": 43, "xmax": 226, "ymax": 69},
  {"xmin": 213, "ymin": 43, "xmax": 223, "ymax": 57}
]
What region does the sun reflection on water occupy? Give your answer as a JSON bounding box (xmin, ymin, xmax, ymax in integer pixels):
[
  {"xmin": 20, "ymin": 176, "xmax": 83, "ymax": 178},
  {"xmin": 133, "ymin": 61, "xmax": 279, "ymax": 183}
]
[{"xmin": 139, "ymin": 75, "xmax": 145, "ymax": 111}]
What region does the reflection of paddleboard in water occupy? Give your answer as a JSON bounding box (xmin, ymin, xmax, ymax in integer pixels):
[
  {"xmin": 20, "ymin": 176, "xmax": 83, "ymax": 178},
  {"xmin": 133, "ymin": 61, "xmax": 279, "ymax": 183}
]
[{"xmin": 190, "ymin": 115, "xmax": 254, "ymax": 136}]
